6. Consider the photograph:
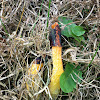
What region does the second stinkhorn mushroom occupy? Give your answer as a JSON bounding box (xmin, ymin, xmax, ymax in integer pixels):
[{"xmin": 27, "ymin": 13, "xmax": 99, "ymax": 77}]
[
  {"xmin": 49, "ymin": 22, "xmax": 64, "ymax": 95},
  {"xmin": 26, "ymin": 56, "xmax": 43, "ymax": 91}
]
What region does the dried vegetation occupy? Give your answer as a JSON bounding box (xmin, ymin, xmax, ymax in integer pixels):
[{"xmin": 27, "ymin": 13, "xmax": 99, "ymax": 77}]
[{"xmin": 0, "ymin": 0, "xmax": 100, "ymax": 100}]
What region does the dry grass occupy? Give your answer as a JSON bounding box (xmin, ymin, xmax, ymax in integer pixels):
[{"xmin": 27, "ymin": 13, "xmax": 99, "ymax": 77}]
[{"xmin": 0, "ymin": 0, "xmax": 100, "ymax": 100}]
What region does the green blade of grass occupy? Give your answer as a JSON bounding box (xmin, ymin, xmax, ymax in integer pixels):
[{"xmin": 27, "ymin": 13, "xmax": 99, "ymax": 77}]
[
  {"xmin": 0, "ymin": 18, "xmax": 9, "ymax": 36},
  {"xmin": 96, "ymin": 77, "xmax": 100, "ymax": 80},
  {"xmin": 31, "ymin": 0, "xmax": 44, "ymax": 34},
  {"xmin": 47, "ymin": 0, "xmax": 51, "ymax": 28},
  {"xmin": 83, "ymin": 43, "xmax": 100, "ymax": 73}
]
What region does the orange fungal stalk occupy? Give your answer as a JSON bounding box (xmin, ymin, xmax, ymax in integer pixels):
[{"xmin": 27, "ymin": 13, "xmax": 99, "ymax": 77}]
[
  {"xmin": 26, "ymin": 56, "xmax": 43, "ymax": 90},
  {"xmin": 49, "ymin": 22, "xmax": 64, "ymax": 95}
]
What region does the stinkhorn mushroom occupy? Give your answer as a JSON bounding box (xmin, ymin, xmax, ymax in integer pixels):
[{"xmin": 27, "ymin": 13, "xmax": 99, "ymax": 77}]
[
  {"xmin": 26, "ymin": 56, "xmax": 43, "ymax": 90},
  {"xmin": 49, "ymin": 22, "xmax": 64, "ymax": 95}
]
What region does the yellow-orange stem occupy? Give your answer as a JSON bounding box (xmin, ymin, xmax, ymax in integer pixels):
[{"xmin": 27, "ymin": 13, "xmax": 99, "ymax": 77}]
[
  {"xmin": 28, "ymin": 63, "xmax": 43, "ymax": 75},
  {"xmin": 26, "ymin": 63, "xmax": 43, "ymax": 90},
  {"xmin": 49, "ymin": 46, "xmax": 64, "ymax": 95}
]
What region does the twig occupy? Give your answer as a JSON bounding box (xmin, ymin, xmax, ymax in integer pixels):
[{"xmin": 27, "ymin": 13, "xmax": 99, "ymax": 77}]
[
  {"xmin": 0, "ymin": 73, "xmax": 14, "ymax": 81},
  {"xmin": 16, "ymin": 2, "xmax": 25, "ymax": 34},
  {"xmin": 79, "ymin": 5, "xmax": 95, "ymax": 25}
]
